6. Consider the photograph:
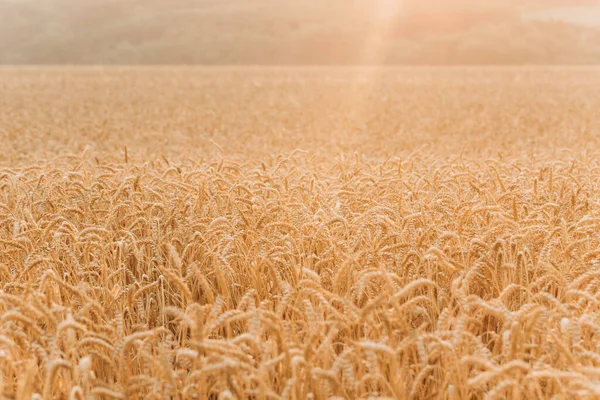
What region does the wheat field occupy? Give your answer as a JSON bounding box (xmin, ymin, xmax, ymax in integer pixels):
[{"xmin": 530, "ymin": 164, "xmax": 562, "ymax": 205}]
[{"xmin": 2, "ymin": 67, "xmax": 600, "ymax": 399}]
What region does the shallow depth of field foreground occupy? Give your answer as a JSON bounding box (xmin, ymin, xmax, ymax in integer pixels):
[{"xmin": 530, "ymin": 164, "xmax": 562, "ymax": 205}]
[{"xmin": 3, "ymin": 67, "xmax": 600, "ymax": 399}]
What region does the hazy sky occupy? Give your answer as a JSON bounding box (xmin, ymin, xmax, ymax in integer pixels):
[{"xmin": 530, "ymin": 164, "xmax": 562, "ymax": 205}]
[
  {"xmin": 526, "ymin": 5, "xmax": 600, "ymax": 26},
  {"xmin": 1, "ymin": 0, "xmax": 599, "ymax": 65}
]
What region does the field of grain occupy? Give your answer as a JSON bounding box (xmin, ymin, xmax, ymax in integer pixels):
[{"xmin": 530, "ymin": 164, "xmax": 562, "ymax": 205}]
[{"xmin": 2, "ymin": 67, "xmax": 600, "ymax": 399}]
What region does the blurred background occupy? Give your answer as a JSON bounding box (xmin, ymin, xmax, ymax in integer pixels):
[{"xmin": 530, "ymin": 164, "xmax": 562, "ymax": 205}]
[{"xmin": 0, "ymin": 0, "xmax": 599, "ymax": 65}]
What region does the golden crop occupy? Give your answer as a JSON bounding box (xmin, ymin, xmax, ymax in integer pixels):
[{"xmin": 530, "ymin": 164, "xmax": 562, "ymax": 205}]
[{"xmin": 1, "ymin": 67, "xmax": 600, "ymax": 399}]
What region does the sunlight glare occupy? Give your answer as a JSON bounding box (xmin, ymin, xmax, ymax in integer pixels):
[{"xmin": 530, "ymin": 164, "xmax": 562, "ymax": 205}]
[{"xmin": 348, "ymin": 0, "xmax": 403, "ymax": 126}]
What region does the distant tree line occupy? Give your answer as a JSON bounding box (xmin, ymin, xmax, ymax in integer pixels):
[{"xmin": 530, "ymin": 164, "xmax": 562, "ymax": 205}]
[{"xmin": 1, "ymin": 0, "xmax": 599, "ymax": 65}]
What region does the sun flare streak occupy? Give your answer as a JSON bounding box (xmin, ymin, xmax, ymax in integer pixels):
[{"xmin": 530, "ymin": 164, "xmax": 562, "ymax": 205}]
[{"xmin": 348, "ymin": 0, "xmax": 403, "ymax": 129}]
